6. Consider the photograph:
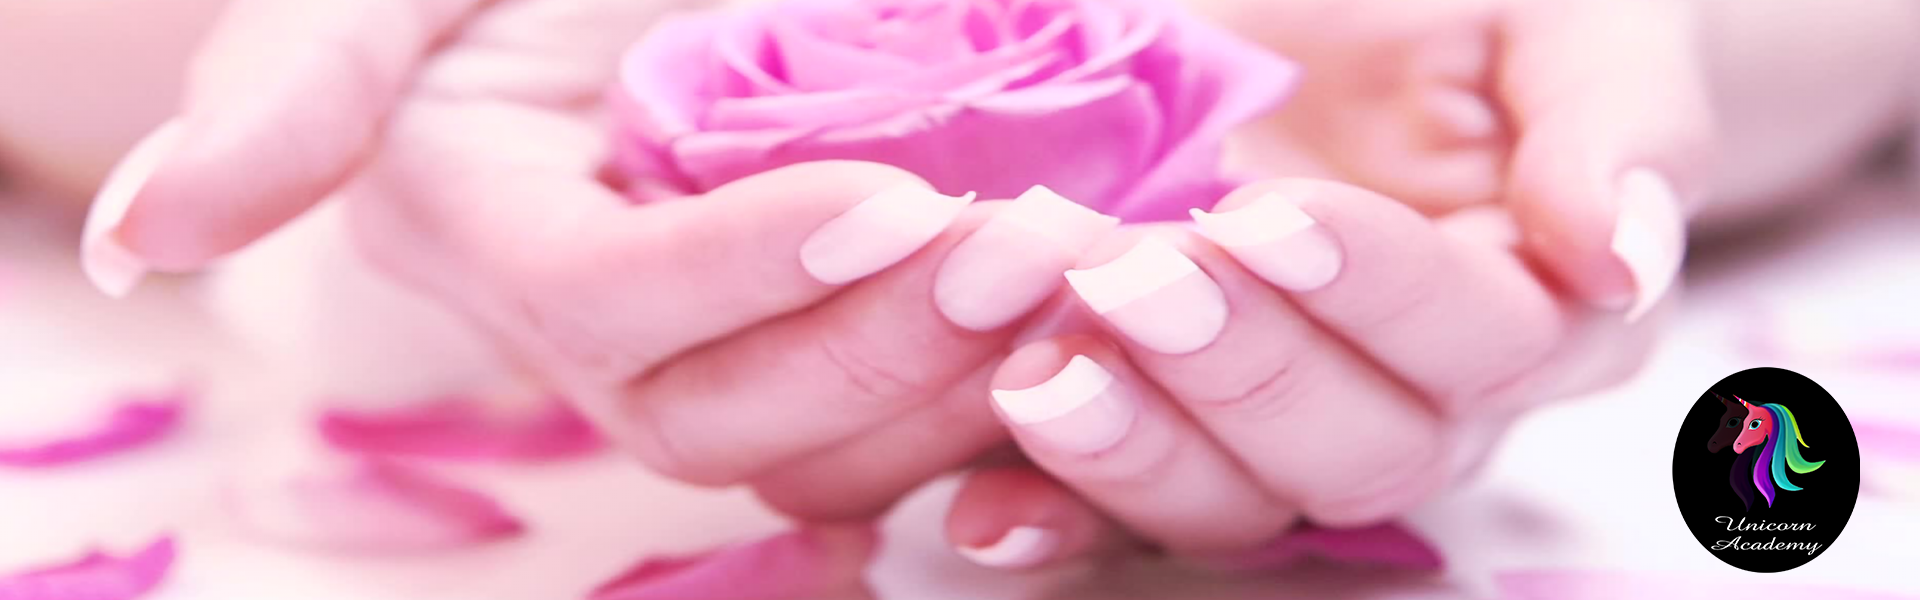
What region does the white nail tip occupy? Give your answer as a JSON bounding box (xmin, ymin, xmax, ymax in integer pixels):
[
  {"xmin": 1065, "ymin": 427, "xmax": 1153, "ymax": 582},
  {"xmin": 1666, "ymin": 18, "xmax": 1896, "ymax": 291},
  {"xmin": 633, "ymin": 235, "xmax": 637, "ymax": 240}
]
[
  {"xmin": 1064, "ymin": 237, "xmax": 1200, "ymax": 314},
  {"xmin": 800, "ymin": 185, "xmax": 975, "ymax": 285},
  {"xmin": 1188, "ymin": 194, "xmax": 1317, "ymax": 248},
  {"xmin": 959, "ymin": 526, "xmax": 1059, "ymax": 569},
  {"xmin": 1610, "ymin": 168, "xmax": 1685, "ymax": 322},
  {"xmin": 1005, "ymin": 185, "xmax": 1120, "ymax": 250},
  {"xmin": 83, "ymin": 119, "xmax": 185, "ymax": 298},
  {"xmin": 990, "ymin": 355, "xmax": 1114, "ymax": 425}
]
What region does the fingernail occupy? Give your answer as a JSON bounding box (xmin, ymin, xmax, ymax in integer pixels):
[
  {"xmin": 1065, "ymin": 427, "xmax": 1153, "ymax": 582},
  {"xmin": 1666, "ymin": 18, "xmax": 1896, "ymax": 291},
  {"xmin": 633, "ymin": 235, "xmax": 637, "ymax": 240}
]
[
  {"xmin": 934, "ymin": 185, "xmax": 1119, "ymax": 331},
  {"xmin": 991, "ymin": 355, "xmax": 1135, "ymax": 455},
  {"xmin": 83, "ymin": 119, "xmax": 185, "ymax": 298},
  {"xmin": 1189, "ymin": 194, "xmax": 1341, "ymax": 292},
  {"xmin": 1064, "ymin": 237, "xmax": 1226, "ymax": 354},
  {"xmin": 1609, "ymin": 168, "xmax": 1686, "ymax": 322},
  {"xmin": 801, "ymin": 184, "xmax": 975, "ymax": 285},
  {"xmin": 959, "ymin": 526, "xmax": 1060, "ymax": 569}
]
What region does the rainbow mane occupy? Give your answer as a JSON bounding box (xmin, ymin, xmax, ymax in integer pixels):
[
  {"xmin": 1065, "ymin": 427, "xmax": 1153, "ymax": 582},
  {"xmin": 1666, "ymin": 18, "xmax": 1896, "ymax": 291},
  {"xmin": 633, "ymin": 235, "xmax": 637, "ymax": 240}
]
[{"xmin": 1737, "ymin": 402, "xmax": 1824, "ymax": 508}]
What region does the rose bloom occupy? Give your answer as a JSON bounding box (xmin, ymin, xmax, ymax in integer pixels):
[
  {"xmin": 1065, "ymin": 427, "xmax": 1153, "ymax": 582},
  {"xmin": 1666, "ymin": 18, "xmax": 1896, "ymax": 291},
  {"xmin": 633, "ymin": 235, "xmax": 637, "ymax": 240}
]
[{"xmin": 609, "ymin": 0, "xmax": 1296, "ymax": 221}]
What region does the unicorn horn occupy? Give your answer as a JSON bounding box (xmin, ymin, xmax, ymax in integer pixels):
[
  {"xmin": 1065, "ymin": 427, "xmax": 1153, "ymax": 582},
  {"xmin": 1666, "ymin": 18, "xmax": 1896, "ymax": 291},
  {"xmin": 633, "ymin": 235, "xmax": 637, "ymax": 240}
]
[{"xmin": 1735, "ymin": 395, "xmax": 1750, "ymax": 407}]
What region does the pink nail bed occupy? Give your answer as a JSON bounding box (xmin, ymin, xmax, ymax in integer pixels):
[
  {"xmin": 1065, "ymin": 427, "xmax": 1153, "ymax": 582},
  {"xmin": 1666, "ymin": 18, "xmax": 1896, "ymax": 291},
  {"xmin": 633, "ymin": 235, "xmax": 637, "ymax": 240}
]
[
  {"xmin": 991, "ymin": 355, "xmax": 1136, "ymax": 455},
  {"xmin": 1190, "ymin": 194, "xmax": 1342, "ymax": 292},
  {"xmin": 1064, "ymin": 238, "xmax": 1228, "ymax": 355},
  {"xmin": 934, "ymin": 186, "xmax": 1118, "ymax": 331}
]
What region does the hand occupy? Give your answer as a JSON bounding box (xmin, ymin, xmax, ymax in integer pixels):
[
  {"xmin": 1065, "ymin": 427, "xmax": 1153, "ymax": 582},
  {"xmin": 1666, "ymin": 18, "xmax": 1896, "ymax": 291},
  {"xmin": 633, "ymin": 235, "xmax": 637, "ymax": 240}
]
[
  {"xmin": 938, "ymin": 0, "xmax": 1719, "ymax": 564},
  {"xmin": 78, "ymin": 0, "xmax": 1120, "ymax": 520},
  {"xmin": 945, "ymin": 179, "xmax": 1672, "ymax": 565},
  {"xmin": 1207, "ymin": 0, "xmax": 1712, "ymax": 317}
]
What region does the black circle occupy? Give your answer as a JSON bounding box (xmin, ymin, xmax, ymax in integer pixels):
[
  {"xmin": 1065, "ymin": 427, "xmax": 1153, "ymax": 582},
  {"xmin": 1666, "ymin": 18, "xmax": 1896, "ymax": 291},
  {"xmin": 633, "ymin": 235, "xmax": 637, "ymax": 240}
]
[{"xmin": 1671, "ymin": 367, "xmax": 1860, "ymax": 573}]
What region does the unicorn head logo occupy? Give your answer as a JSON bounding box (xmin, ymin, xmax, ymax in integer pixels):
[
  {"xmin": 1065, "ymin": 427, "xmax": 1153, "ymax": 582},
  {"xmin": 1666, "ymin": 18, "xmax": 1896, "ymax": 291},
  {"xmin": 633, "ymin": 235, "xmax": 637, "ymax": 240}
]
[{"xmin": 1710, "ymin": 393, "xmax": 1825, "ymax": 509}]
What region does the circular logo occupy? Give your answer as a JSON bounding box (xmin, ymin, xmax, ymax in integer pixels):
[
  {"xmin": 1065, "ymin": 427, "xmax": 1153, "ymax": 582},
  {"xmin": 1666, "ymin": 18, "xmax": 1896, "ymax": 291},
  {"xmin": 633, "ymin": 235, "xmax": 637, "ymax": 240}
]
[{"xmin": 1671, "ymin": 367, "xmax": 1860, "ymax": 573}]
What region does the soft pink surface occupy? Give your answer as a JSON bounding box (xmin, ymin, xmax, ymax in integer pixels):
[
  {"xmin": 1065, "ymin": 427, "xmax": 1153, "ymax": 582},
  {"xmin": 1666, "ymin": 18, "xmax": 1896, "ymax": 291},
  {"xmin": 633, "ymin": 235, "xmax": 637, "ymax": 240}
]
[{"xmin": 1, "ymin": 183, "xmax": 1917, "ymax": 598}]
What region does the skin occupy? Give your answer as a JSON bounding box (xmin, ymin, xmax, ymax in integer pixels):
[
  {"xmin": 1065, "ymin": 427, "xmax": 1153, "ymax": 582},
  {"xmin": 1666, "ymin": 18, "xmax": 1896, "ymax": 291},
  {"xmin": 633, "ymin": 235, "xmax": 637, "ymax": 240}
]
[{"xmin": 0, "ymin": 0, "xmax": 1911, "ymax": 565}]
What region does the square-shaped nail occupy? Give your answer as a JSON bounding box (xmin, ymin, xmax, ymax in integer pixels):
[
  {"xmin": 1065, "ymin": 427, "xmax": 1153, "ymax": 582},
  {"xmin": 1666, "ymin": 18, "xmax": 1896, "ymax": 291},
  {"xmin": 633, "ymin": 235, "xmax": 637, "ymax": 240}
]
[
  {"xmin": 1064, "ymin": 238, "xmax": 1227, "ymax": 355},
  {"xmin": 800, "ymin": 184, "xmax": 975, "ymax": 285},
  {"xmin": 934, "ymin": 185, "xmax": 1119, "ymax": 331},
  {"xmin": 991, "ymin": 355, "xmax": 1135, "ymax": 455},
  {"xmin": 1190, "ymin": 194, "xmax": 1341, "ymax": 292}
]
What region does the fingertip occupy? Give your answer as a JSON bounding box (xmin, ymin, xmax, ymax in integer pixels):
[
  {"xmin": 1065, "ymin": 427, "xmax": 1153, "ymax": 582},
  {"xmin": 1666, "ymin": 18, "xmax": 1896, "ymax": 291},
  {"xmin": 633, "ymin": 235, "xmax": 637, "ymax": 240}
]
[
  {"xmin": 81, "ymin": 119, "xmax": 184, "ymax": 296},
  {"xmin": 1504, "ymin": 131, "xmax": 1640, "ymax": 309},
  {"xmin": 946, "ymin": 467, "xmax": 1121, "ymax": 570}
]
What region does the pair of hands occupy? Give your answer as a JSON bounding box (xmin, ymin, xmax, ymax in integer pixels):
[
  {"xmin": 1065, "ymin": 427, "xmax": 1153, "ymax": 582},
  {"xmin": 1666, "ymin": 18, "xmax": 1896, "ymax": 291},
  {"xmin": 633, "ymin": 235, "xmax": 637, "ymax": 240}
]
[{"xmin": 82, "ymin": 0, "xmax": 1710, "ymax": 565}]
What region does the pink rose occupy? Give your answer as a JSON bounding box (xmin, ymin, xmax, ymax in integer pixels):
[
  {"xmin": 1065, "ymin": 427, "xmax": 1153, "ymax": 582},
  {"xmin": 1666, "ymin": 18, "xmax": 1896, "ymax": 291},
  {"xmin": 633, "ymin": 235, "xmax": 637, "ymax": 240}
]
[{"xmin": 610, "ymin": 0, "xmax": 1297, "ymax": 221}]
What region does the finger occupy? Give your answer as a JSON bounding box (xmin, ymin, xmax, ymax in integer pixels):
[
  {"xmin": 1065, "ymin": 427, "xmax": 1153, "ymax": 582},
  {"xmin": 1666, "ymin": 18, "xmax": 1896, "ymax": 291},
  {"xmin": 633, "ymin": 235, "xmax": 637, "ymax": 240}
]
[
  {"xmin": 85, "ymin": 0, "xmax": 491, "ymax": 294},
  {"xmin": 358, "ymin": 99, "xmax": 976, "ymax": 375},
  {"xmin": 1062, "ymin": 228, "xmax": 1447, "ymax": 525},
  {"xmin": 946, "ymin": 467, "xmax": 1135, "ymax": 570},
  {"xmin": 1191, "ymin": 179, "xmax": 1566, "ymax": 410},
  {"xmin": 749, "ymin": 364, "xmax": 1008, "ymax": 521},
  {"xmin": 343, "ymin": 98, "xmax": 971, "ymax": 458},
  {"xmin": 988, "ymin": 336, "xmax": 1297, "ymax": 552},
  {"xmin": 1499, "ymin": 0, "xmax": 1715, "ymax": 318},
  {"xmin": 621, "ymin": 193, "xmax": 1114, "ymax": 485}
]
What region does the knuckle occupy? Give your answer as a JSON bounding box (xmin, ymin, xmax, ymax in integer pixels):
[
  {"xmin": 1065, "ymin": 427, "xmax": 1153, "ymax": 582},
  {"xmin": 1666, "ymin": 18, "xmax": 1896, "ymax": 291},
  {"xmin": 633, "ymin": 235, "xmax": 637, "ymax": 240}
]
[
  {"xmin": 618, "ymin": 389, "xmax": 742, "ymax": 487},
  {"xmin": 1186, "ymin": 354, "xmax": 1317, "ymax": 422},
  {"xmin": 813, "ymin": 333, "xmax": 939, "ymax": 409},
  {"xmin": 1348, "ymin": 260, "xmax": 1444, "ymax": 334}
]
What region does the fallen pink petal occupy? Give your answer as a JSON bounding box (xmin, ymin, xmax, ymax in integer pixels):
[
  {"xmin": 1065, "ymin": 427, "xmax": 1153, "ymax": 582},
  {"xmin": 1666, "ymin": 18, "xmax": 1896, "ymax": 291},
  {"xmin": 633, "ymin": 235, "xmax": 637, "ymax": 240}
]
[
  {"xmin": 1203, "ymin": 522, "xmax": 1443, "ymax": 572},
  {"xmin": 0, "ymin": 537, "xmax": 175, "ymax": 600},
  {"xmin": 228, "ymin": 456, "xmax": 525, "ymax": 553},
  {"xmin": 1497, "ymin": 570, "xmax": 1915, "ymax": 600},
  {"xmin": 591, "ymin": 525, "xmax": 878, "ymax": 600},
  {"xmin": 0, "ymin": 393, "xmax": 184, "ymax": 467},
  {"xmin": 318, "ymin": 396, "xmax": 604, "ymax": 462}
]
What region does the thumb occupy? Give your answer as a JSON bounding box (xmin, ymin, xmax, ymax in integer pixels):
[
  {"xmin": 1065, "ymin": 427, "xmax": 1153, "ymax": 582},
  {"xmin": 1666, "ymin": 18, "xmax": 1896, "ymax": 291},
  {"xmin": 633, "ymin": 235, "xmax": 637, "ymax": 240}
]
[
  {"xmin": 82, "ymin": 0, "xmax": 488, "ymax": 296},
  {"xmin": 1498, "ymin": 0, "xmax": 1715, "ymax": 320}
]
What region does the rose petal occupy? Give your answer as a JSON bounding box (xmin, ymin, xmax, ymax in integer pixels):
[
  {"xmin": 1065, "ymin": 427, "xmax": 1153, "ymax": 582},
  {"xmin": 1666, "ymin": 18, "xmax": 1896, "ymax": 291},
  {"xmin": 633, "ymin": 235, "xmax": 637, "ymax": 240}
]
[
  {"xmin": 228, "ymin": 456, "xmax": 524, "ymax": 553},
  {"xmin": 591, "ymin": 526, "xmax": 878, "ymax": 600},
  {"xmin": 0, "ymin": 537, "xmax": 174, "ymax": 600},
  {"xmin": 0, "ymin": 393, "xmax": 184, "ymax": 467},
  {"xmin": 1106, "ymin": 9, "xmax": 1300, "ymax": 220},
  {"xmin": 1205, "ymin": 523, "xmax": 1444, "ymax": 572},
  {"xmin": 674, "ymin": 76, "xmax": 1161, "ymax": 205},
  {"xmin": 769, "ymin": 19, "xmax": 919, "ymax": 92},
  {"xmin": 318, "ymin": 396, "xmax": 603, "ymax": 462},
  {"xmin": 1497, "ymin": 570, "xmax": 1914, "ymax": 600},
  {"xmin": 717, "ymin": 16, "xmax": 795, "ymax": 98},
  {"xmin": 620, "ymin": 13, "xmax": 730, "ymax": 139}
]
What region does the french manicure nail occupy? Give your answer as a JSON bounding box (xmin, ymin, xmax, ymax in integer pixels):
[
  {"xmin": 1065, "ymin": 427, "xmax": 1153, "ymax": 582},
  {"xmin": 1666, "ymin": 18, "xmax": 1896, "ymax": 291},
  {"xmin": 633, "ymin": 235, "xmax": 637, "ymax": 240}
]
[
  {"xmin": 1064, "ymin": 237, "xmax": 1226, "ymax": 354},
  {"xmin": 83, "ymin": 119, "xmax": 186, "ymax": 298},
  {"xmin": 801, "ymin": 184, "xmax": 975, "ymax": 285},
  {"xmin": 1190, "ymin": 194, "xmax": 1341, "ymax": 292},
  {"xmin": 959, "ymin": 526, "xmax": 1060, "ymax": 569},
  {"xmin": 991, "ymin": 355, "xmax": 1135, "ymax": 455},
  {"xmin": 1609, "ymin": 168, "xmax": 1685, "ymax": 322},
  {"xmin": 934, "ymin": 185, "xmax": 1119, "ymax": 331}
]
